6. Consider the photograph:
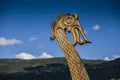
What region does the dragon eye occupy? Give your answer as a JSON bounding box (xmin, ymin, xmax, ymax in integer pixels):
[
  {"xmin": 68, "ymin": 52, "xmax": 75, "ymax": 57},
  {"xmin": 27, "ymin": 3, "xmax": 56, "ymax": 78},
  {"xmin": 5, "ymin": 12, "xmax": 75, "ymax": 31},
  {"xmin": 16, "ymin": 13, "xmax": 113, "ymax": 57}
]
[
  {"xmin": 66, "ymin": 18, "xmax": 72, "ymax": 24},
  {"xmin": 63, "ymin": 16, "xmax": 75, "ymax": 26}
]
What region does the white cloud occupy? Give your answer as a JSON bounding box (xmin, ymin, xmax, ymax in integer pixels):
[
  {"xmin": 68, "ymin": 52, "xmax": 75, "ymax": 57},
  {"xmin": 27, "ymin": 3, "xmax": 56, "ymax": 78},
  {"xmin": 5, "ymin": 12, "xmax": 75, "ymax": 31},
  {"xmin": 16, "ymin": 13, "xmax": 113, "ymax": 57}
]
[
  {"xmin": 15, "ymin": 52, "xmax": 36, "ymax": 60},
  {"xmin": 0, "ymin": 37, "xmax": 22, "ymax": 46},
  {"xmin": 104, "ymin": 54, "xmax": 120, "ymax": 61},
  {"xmin": 29, "ymin": 37, "xmax": 37, "ymax": 41},
  {"xmin": 92, "ymin": 24, "xmax": 100, "ymax": 30},
  {"xmin": 104, "ymin": 57, "xmax": 110, "ymax": 61},
  {"xmin": 38, "ymin": 52, "xmax": 54, "ymax": 59},
  {"xmin": 15, "ymin": 52, "xmax": 54, "ymax": 60},
  {"xmin": 112, "ymin": 55, "xmax": 120, "ymax": 60}
]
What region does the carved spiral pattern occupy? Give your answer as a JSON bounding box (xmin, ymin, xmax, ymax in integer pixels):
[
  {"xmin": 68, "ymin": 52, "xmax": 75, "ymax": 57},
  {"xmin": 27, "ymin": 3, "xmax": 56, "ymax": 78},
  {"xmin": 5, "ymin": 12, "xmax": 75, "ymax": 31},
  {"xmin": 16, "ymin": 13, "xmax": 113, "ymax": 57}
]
[{"xmin": 62, "ymin": 16, "xmax": 75, "ymax": 26}]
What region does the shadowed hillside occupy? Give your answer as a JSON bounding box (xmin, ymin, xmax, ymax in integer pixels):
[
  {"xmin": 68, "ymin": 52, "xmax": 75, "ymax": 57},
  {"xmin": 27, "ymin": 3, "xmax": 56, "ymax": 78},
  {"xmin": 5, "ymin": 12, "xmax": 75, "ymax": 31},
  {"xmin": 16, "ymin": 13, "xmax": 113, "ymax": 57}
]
[{"xmin": 0, "ymin": 58, "xmax": 120, "ymax": 80}]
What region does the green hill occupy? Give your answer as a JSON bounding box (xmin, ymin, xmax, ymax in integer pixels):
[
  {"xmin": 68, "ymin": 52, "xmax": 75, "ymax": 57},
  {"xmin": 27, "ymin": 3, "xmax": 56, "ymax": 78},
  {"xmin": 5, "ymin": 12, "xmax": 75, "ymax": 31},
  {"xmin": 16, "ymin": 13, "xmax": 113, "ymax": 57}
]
[{"xmin": 0, "ymin": 57, "xmax": 120, "ymax": 80}]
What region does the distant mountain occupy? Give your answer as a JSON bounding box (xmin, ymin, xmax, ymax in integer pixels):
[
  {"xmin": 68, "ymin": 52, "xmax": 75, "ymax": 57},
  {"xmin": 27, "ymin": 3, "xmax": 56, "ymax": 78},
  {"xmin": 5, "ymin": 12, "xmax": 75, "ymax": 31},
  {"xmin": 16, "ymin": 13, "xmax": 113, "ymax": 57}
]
[{"xmin": 0, "ymin": 58, "xmax": 120, "ymax": 80}]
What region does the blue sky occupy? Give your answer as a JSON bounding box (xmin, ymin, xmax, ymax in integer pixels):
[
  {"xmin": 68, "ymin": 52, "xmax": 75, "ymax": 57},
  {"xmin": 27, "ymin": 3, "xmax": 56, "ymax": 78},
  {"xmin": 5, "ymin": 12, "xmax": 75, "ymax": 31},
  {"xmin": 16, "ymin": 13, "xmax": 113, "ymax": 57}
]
[{"xmin": 0, "ymin": 0, "xmax": 120, "ymax": 60}]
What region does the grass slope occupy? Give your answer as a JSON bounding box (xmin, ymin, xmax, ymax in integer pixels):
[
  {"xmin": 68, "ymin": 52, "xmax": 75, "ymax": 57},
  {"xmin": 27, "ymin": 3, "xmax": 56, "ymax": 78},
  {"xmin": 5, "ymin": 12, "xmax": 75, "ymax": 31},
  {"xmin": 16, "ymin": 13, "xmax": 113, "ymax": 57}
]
[{"xmin": 0, "ymin": 57, "xmax": 120, "ymax": 80}]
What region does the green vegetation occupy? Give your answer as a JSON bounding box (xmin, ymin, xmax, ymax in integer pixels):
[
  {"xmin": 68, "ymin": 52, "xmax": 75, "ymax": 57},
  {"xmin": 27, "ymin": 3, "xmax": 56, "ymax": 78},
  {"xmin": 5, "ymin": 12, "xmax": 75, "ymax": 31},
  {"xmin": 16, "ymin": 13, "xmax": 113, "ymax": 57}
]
[{"xmin": 0, "ymin": 57, "xmax": 120, "ymax": 80}]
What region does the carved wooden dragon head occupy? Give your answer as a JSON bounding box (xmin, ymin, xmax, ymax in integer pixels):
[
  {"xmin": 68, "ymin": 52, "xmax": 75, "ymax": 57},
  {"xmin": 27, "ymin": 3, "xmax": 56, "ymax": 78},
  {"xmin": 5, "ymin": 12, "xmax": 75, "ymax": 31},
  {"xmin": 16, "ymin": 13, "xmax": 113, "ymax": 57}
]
[{"xmin": 50, "ymin": 13, "xmax": 91, "ymax": 46}]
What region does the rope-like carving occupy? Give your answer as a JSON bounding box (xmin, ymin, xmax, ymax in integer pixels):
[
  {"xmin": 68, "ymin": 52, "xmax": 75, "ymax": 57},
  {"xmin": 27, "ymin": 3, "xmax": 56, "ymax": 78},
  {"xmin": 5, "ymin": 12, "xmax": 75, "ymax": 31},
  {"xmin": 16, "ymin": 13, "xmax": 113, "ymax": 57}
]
[{"xmin": 50, "ymin": 13, "xmax": 91, "ymax": 80}]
